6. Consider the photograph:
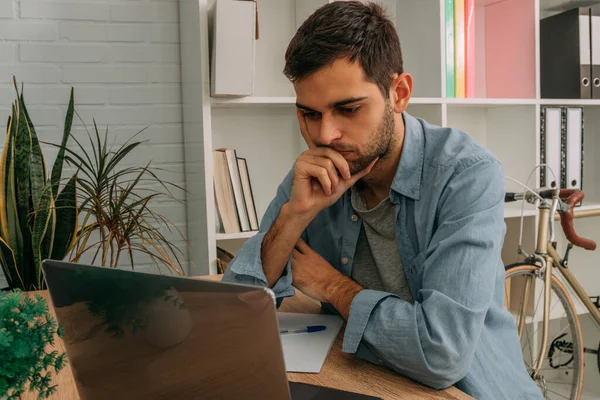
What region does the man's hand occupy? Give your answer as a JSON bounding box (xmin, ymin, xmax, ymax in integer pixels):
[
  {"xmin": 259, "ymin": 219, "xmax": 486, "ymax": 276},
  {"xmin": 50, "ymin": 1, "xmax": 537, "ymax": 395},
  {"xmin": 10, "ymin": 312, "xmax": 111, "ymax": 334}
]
[
  {"xmin": 291, "ymin": 238, "xmax": 342, "ymax": 302},
  {"xmin": 292, "ymin": 239, "xmax": 363, "ymax": 319},
  {"xmin": 289, "ymin": 112, "xmax": 377, "ymax": 219}
]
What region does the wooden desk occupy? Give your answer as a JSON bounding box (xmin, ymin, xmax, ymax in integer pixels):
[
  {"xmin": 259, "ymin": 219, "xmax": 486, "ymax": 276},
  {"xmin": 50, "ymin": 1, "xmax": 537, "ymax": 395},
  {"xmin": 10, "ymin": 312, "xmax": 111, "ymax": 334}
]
[{"xmin": 24, "ymin": 277, "xmax": 472, "ymax": 400}]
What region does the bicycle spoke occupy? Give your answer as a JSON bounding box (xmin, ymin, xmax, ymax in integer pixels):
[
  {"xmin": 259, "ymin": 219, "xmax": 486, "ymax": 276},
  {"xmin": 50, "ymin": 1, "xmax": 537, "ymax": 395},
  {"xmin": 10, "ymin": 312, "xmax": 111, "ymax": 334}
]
[
  {"xmin": 531, "ymin": 295, "xmax": 565, "ymax": 340},
  {"xmin": 518, "ymin": 279, "xmax": 537, "ymax": 362},
  {"xmin": 522, "ymin": 283, "xmax": 544, "ymax": 356},
  {"xmin": 546, "ymin": 388, "xmax": 571, "ymax": 399},
  {"xmin": 523, "ymin": 324, "xmax": 535, "ymax": 366}
]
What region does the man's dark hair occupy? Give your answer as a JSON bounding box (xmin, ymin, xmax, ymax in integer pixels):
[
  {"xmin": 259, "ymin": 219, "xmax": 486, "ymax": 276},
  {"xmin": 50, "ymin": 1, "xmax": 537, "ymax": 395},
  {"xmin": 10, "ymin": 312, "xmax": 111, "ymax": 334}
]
[{"xmin": 283, "ymin": 1, "xmax": 403, "ymax": 98}]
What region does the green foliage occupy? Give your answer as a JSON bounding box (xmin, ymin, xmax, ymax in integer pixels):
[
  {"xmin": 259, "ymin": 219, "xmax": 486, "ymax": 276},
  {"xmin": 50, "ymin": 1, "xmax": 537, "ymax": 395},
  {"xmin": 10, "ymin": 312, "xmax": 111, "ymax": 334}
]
[
  {"xmin": 63, "ymin": 121, "xmax": 186, "ymax": 275},
  {"xmin": 0, "ymin": 290, "xmax": 66, "ymax": 400},
  {"xmin": 0, "ymin": 77, "xmax": 78, "ymax": 291},
  {"xmin": 1, "ymin": 77, "xmax": 186, "ymax": 291}
]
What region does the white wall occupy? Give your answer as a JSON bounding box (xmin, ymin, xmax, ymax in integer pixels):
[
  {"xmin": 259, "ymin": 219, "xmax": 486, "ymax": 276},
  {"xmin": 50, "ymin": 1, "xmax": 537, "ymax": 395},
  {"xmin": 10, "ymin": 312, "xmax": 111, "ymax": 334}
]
[{"xmin": 0, "ymin": 0, "xmax": 188, "ymax": 288}]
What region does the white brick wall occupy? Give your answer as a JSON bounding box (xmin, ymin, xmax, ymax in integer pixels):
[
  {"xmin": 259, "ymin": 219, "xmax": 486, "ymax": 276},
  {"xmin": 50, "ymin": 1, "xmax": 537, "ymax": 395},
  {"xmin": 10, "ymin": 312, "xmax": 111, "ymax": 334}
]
[{"xmin": 0, "ymin": 0, "xmax": 187, "ymax": 288}]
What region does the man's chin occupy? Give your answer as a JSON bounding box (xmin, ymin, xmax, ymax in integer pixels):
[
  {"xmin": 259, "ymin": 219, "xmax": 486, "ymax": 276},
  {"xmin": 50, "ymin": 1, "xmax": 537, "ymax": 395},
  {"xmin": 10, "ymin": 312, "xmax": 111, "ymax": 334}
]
[{"xmin": 349, "ymin": 157, "xmax": 378, "ymax": 175}]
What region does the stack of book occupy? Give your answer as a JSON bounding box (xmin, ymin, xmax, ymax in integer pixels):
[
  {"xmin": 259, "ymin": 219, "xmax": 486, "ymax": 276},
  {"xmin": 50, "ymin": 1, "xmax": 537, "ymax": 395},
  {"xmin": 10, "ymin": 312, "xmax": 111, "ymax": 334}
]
[
  {"xmin": 444, "ymin": 0, "xmax": 475, "ymax": 98},
  {"xmin": 213, "ymin": 148, "xmax": 259, "ymax": 234}
]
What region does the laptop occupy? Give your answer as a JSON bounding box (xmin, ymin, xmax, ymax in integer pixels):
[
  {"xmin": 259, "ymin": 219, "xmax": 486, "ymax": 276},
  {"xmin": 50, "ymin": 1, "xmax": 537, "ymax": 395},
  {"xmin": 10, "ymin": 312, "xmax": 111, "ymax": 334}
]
[{"xmin": 42, "ymin": 260, "xmax": 381, "ymax": 400}]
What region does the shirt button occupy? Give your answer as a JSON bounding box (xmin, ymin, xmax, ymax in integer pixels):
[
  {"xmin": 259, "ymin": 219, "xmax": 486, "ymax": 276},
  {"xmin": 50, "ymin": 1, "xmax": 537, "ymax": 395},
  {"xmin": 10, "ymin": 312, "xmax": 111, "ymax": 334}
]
[
  {"xmin": 351, "ymin": 214, "xmax": 358, "ymax": 222},
  {"xmin": 341, "ymin": 257, "xmax": 349, "ymax": 265}
]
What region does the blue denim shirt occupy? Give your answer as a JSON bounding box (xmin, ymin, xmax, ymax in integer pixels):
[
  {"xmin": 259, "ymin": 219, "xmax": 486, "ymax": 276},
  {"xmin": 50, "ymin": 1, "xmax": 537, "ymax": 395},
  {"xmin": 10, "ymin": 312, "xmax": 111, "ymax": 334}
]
[{"xmin": 223, "ymin": 112, "xmax": 543, "ymax": 399}]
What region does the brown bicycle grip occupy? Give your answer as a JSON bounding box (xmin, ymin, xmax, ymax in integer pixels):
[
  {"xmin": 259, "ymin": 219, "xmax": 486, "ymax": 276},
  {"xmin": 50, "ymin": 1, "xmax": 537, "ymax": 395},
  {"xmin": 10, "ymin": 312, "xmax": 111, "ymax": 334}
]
[
  {"xmin": 559, "ymin": 191, "xmax": 597, "ymax": 250},
  {"xmin": 558, "ymin": 189, "xmax": 577, "ymax": 199}
]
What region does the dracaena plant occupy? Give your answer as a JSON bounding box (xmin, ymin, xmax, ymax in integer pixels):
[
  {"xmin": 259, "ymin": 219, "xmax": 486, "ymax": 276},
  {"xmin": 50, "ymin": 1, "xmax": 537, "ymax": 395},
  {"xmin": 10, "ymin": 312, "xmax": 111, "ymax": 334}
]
[
  {"xmin": 60, "ymin": 119, "xmax": 186, "ymax": 275},
  {"xmin": 0, "ymin": 78, "xmax": 77, "ymax": 291}
]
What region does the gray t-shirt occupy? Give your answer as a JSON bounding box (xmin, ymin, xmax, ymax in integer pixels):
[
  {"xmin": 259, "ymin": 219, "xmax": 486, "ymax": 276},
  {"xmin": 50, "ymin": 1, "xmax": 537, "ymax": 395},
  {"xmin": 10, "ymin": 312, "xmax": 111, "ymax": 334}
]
[{"xmin": 350, "ymin": 186, "xmax": 414, "ymax": 303}]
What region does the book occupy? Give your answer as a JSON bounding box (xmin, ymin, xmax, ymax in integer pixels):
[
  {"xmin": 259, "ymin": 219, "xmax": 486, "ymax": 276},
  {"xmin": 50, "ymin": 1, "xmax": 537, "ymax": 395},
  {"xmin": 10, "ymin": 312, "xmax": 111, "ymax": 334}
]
[
  {"xmin": 464, "ymin": 0, "xmax": 475, "ymax": 98},
  {"xmin": 445, "ymin": 0, "xmax": 455, "ymax": 98},
  {"xmin": 213, "ymin": 150, "xmax": 241, "ymax": 233},
  {"xmin": 237, "ymin": 157, "xmax": 259, "ymax": 231},
  {"xmin": 454, "ymin": 0, "xmax": 466, "ymax": 98},
  {"xmin": 217, "ymin": 148, "xmax": 251, "ymax": 232}
]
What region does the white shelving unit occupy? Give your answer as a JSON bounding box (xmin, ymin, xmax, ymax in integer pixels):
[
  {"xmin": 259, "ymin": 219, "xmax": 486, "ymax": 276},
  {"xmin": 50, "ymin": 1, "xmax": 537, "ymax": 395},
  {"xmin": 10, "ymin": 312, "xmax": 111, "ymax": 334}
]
[
  {"xmin": 216, "ymin": 231, "xmax": 257, "ymax": 241},
  {"xmin": 180, "ymin": 0, "xmax": 600, "ymax": 283}
]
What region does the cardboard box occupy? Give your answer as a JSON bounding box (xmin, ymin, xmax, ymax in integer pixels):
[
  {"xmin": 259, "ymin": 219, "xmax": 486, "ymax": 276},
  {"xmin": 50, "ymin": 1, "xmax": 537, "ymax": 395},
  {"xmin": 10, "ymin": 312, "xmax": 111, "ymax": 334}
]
[{"xmin": 210, "ymin": 0, "xmax": 256, "ymax": 97}]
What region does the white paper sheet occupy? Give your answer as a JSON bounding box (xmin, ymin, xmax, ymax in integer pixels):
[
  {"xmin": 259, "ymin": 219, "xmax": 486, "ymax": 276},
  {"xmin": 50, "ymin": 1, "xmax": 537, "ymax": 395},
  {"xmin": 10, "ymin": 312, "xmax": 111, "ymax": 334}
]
[{"xmin": 277, "ymin": 312, "xmax": 344, "ymax": 373}]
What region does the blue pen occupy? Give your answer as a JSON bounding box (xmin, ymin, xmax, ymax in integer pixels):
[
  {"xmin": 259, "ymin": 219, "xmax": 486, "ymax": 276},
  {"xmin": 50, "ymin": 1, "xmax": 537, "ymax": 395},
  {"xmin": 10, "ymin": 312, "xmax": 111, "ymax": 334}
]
[{"xmin": 279, "ymin": 325, "xmax": 326, "ymax": 335}]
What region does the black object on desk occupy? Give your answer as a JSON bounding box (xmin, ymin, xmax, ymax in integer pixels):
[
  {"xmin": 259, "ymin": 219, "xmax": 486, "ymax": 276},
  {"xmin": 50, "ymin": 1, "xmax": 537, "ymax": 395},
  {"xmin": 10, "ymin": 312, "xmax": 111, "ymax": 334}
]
[{"xmin": 289, "ymin": 382, "xmax": 382, "ymax": 400}]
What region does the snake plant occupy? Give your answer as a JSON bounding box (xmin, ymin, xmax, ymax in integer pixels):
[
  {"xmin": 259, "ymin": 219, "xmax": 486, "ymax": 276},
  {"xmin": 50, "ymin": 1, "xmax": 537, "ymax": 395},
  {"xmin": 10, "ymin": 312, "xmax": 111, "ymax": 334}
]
[{"xmin": 0, "ymin": 78, "xmax": 77, "ymax": 290}]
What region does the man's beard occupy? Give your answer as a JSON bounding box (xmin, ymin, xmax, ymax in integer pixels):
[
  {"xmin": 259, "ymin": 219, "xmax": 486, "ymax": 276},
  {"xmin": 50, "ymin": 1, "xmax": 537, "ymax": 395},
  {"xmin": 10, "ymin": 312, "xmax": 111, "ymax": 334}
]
[{"xmin": 346, "ymin": 102, "xmax": 395, "ymax": 175}]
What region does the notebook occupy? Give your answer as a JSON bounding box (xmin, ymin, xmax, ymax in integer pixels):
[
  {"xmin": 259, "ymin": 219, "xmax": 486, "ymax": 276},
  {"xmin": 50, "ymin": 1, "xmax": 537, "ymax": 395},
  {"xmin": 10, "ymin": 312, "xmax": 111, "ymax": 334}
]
[{"xmin": 277, "ymin": 312, "xmax": 344, "ymax": 373}]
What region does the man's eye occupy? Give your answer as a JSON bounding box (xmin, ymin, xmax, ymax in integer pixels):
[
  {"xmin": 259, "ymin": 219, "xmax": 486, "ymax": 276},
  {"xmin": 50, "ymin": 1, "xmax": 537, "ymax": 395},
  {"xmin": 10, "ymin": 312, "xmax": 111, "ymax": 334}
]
[
  {"xmin": 340, "ymin": 106, "xmax": 360, "ymax": 115},
  {"xmin": 303, "ymin": 112, "xmax": 321, "ymax": 121}
]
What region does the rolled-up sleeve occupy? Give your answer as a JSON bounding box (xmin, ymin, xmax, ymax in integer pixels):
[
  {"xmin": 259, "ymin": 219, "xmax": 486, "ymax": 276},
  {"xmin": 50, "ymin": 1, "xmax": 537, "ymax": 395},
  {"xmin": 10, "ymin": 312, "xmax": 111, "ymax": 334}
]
[
  {"xmin": 342, "ymin": 158, "xmax": 506, "ymax": 390},
  {"xmin": 222, "ymin": 168, "xmax": 297, "ymax": 303}
]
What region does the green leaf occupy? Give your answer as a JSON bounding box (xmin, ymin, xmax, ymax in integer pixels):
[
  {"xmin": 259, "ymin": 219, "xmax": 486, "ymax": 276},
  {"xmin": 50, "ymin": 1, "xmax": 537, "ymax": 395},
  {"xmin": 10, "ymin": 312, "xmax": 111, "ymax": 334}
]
[
  {"xmin": 0, "ymin": 114, "xmax": 14, "ymax": 242},
  {"xmin": 40, "ymin": 203, "xmax": 55, "ymax": 272},
  {"xmin": 0, "ymin": 237, "xmax": 20, "ymax": 290},
  {"xmin": 50, "ymin": 88, "xmax": 73, "ymax": 199},
  {"xmin": 28, "ymin": 103, "xmax": 48, "ymax": 215},
  {"xmin": 1, "ymin": 106, "xmax": 24, "ymax": 288},
  {"xmin": 14, "ymin": 96, "xmax": 32, "ymax": 247},
  {"xmin": 31, "ymin": 184, "xmax": 53, "ymax": 289},
  {"xmin": 104, "ymin": 142, "xmax": 142, "ymax": 174},
  {"xmin": 51, "ymin": 174, "xmax": 78, "ymax": 261},
  {"xmin": 27, "ymin": 108, "xmax": 54, "ymax": 270}
]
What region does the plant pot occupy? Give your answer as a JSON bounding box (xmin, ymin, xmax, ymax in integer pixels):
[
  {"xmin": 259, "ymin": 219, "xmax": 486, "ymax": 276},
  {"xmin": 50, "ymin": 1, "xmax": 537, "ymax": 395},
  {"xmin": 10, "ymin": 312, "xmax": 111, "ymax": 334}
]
[{"xmin": 141, "ymin": 288, "xmax": 192, "ymax": 348}]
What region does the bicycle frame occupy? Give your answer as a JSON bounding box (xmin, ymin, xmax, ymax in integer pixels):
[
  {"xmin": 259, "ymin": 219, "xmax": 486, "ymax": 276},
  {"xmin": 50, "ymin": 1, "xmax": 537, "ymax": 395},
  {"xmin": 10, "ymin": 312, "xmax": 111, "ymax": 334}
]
[{"xmin": 517, "ymin": 203, "xmax": 600, "ymax": 379}]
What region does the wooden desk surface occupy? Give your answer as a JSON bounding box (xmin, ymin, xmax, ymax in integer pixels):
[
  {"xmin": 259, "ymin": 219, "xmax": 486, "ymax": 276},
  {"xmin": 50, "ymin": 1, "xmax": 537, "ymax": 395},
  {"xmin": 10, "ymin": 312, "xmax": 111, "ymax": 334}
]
[{"xmin": 23, "ymin": 275, "xmax": 472, "ymax": 400}]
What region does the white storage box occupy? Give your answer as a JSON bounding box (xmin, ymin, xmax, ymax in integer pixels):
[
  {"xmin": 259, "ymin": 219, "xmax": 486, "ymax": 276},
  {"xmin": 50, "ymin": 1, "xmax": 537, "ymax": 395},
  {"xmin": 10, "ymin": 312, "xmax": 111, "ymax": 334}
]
[{"xmin": 210, "ymin": 0, "xmax": 256, "ymax": 97}]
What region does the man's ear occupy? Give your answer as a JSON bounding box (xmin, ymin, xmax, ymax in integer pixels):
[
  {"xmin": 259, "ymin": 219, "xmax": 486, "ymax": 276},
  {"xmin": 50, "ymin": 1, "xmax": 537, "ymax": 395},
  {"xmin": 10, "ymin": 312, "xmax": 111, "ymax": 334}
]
[{"xmin": 389, "ymin": 72, "xmax": 413, "ymax": 114}]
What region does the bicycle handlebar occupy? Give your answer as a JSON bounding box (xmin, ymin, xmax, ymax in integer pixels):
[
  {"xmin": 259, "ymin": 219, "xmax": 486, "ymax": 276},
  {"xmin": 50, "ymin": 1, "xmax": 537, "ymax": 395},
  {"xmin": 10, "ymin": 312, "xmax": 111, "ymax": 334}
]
[
  {"xmin": 504, "ymin": 189, "xmax": 597, "ymax": 251},
  {"xmin": 559, "ymin": 190, "xmax": 597, "ymax": 251}
]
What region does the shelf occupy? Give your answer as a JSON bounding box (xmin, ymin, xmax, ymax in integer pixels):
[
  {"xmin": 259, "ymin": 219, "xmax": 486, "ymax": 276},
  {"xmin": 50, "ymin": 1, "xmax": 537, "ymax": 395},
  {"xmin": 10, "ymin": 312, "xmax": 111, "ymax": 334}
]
[
  {"xmin": 216, "ymin": 231, "xmax": 258, "ymax": 241},
  {"xmin": 211, "ymin": 96, "xmax": 445, "ymax": 106},
  {"xmin": 539, "ymin": 99, "xmax": 600, "ymax": 106},
  {"xmin": 211, "ymin": 96, "xmax": 600, "ymax": 108},
  {"xmin": 504, "ymin": 203, "xmax": 538, "ymax": 219},
  {"xmin": 408, "ymin": 97, "xmax": 444, "ymax": 104},
  {"xmin": 445, "ymin": 98, "xmax": 537, "ymax": 107},
  {"xmin": 211, "ymin": 97, "xmax": 296, "ymax": 107},
  {"xmin": 576, "ymin": 202, "xmax": 600, "ymax": 212}
]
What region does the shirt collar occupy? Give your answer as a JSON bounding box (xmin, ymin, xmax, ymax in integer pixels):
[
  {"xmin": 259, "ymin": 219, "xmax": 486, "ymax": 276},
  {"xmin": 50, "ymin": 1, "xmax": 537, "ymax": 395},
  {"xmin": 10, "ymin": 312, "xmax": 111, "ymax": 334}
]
[{"xmin": 390, "ymin": 111, "xmax": 424, "ymax": 201}]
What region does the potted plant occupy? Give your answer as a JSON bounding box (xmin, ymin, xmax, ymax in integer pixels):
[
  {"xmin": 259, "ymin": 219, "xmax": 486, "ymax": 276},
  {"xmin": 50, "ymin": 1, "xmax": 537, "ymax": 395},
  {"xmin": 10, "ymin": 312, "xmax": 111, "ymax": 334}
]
[
  {"xmin": 0, "ymin": 78, "xmax": 78, "ymax": 291},
  {"xmin": 0, "ymin": 289, "xmax": 66, "ymax": 399},
  {"xmin": 61, "ymin": 121, "xmax": 186, "ymax": 275},
  {"xmin": 0, "ymin": 78, "xmax": 187, "ymax": 291}
]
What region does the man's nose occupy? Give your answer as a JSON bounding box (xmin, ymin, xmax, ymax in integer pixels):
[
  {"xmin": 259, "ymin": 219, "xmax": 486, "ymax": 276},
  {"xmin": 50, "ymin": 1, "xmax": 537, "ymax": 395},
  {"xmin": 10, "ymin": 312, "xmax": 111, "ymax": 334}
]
[{"xmin": 317, "ymin": 114, "xmax": 342, "ymax": 146}]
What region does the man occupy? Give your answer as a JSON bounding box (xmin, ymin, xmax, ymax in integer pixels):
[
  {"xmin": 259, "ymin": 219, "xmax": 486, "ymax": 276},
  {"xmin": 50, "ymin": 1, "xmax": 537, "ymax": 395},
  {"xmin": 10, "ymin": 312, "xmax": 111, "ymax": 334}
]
[{"xmin": 222, "ymin": 2, "xmax": 542, "ymax": 399}]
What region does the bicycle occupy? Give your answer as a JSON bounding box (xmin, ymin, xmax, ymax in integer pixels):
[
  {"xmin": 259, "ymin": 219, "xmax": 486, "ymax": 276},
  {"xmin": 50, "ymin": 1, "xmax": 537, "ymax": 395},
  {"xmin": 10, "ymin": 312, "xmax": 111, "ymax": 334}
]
[{"xmin": 504, "ymin": 188, "xmax": 600, "ymax": 400}]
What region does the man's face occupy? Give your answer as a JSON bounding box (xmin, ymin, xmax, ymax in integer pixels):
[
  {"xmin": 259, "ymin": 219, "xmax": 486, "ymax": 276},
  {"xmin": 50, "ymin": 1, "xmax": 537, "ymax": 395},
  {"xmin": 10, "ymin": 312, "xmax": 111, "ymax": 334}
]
[{"xmin": 294, "ymin": 58, "xmax": 396, "ymax": 175}]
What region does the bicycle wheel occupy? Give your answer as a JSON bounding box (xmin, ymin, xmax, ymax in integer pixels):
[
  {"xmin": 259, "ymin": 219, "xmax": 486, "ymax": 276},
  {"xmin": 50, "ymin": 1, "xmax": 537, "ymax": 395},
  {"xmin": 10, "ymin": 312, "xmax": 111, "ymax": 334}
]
[{"xmin": 505, "ymin": 263, "xmax": 584, "ymax": 400}]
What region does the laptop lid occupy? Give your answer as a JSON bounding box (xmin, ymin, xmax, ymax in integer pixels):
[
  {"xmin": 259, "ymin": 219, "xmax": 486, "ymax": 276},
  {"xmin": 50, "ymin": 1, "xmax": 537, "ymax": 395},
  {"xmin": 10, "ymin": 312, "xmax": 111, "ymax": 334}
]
[{"xmin": 42, "ymin": 260, "xmax": 291, "ymax": 400}]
